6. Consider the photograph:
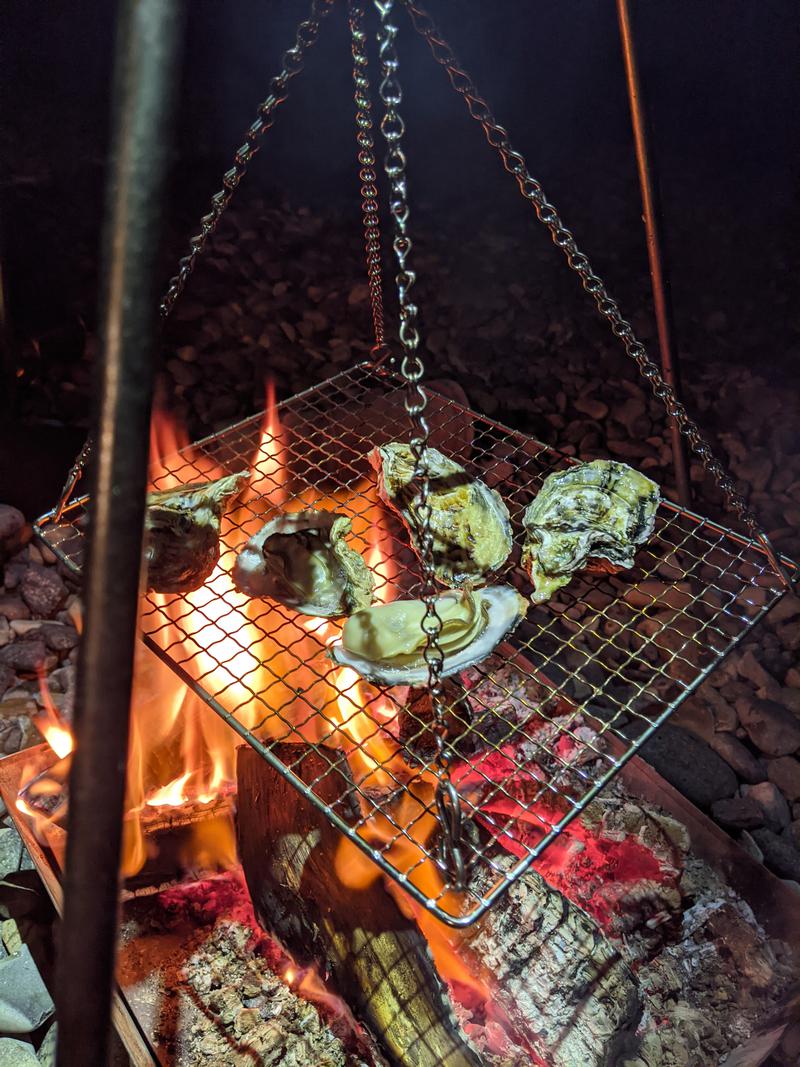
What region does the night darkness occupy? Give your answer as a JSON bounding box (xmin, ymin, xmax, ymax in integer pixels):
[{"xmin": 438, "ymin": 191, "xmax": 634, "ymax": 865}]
[{"xmin": 1, "ymin": 1, "xmax": 799, "ymax": 509}]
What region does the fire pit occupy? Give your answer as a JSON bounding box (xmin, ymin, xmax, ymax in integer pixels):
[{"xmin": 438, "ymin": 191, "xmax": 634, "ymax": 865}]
[
  {"xmin": 6, "ymin": 0, "xmax": 798, "ymax": 1062},
  {"xmin": 33, "ymin": 363, "xmax": 794, "ymax": 927}
]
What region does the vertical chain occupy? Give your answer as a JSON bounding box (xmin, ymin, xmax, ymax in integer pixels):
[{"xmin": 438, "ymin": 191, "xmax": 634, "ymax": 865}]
[
  {"xmin": 400, "ymin": 0, "xmax": 792, "ymax": 589},
  {"xmin": 374, "ymin": 0, "xmax": 466, "ymax": 889},
  {"xmin": 348, "ymin": 1, "xmax": 389, "ymax": 359}
]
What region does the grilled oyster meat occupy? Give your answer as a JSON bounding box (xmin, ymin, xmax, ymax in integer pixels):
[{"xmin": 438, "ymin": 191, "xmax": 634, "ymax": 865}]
[
  {"xmin": 329, "ymin": 585, "xmax": 528, "ymax": 686},
  {"xmin": 371, "ymin": 443, "xmax": 512, "ymax": 587},
  {"xmin": 233, "ymin": 509, "xmax": 374, "ymax": 617},
  {"xmin": 145, "ymin": 471, "xmax": 249, "ymax": 594},
  {"xmin": 522, "ymin": 459, "xmax": 660, "ymax": 604}
]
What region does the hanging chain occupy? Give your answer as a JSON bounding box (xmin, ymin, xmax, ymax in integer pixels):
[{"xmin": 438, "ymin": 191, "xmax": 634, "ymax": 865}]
[
  {"xmin": 52, "ymin": 0, "xmax": 334, "ymax": 520},
  {"xmin": 374, "ymin": 0, "xmax": 466, "ymax": 889},
  {"xmin": 348, "ymin": 1, "xmax": 389, "ymax": 360},
  {"xmin": 401, "ymin": 0, "xmax": 792, "ymax": 588},
  {"xmin": 160, "ymin": 0, "xmax": 335, "ymax": 319}
]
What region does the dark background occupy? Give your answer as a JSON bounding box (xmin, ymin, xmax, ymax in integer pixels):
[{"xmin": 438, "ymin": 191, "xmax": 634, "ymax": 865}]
[{"xmin": 1, "ymin": 1, "xmax": 799, "ymax": 508}]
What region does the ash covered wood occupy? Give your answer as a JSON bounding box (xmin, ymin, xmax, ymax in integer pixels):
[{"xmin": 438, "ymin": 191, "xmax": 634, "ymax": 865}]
[
  {"xmin": 456, "ymin": 854, "xmax": 641, "ymax": 1067},
  {"xmin": 236, "ymin": 744, "xmax": 482, "ymax": 1067}
]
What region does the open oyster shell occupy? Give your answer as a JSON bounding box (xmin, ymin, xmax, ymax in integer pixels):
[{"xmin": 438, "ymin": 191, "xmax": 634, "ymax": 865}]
[
  {"xmin": 145, "ymin": 471, "xmax": 249, "ymax": 594},
  {"xmin": 522, "ymin": 459, "xmax": 660, "ymax": 604},
  {"xmin": 329, "ymin": 585, "xmax": 528, "ymax": 687},
  {"xmin": 371, "ymin": 443, "xmax": 512, "ymax": 587},
  {"xmin": 233, "ymin": 509, "xmax": 374, "ymax": 617}
]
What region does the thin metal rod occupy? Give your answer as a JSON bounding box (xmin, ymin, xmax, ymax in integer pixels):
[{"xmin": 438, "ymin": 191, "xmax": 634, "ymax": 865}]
[
  {"xmin": 55, "ymin": 1, "xmax": 183, "ymax": 1064},
  {"xmin": 616, "ymin": 0, "xmax": 692, "ymax": 507}
]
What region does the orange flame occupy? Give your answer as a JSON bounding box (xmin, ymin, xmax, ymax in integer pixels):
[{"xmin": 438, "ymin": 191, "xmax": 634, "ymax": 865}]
[
  {"xmin": 33, "ymin": 672, "xmax": 74, "ymax": 760},
  {"xmin": 22, "ymin": 384, "xmax": 508, "ymax": 1041}
]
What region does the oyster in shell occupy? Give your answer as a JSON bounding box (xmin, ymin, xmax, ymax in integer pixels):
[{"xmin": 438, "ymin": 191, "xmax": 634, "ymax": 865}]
[
  {"xmin": 371, "ymin": 443, "xmax": 512, "ymax": 586},
  {"xmin": 329, "ymin": 585, "xmax": 527, "ymax": 686},
  {"xmin": 145, "ymin": 471, "xmax": 249, "ymax": 594},
  {"xmin": 233, "ymin": 509, "xmax": 374, "ymax": 617},
  {"xmin": 522, "ymin": 459, "xmax": 660, "ymax": 604}
]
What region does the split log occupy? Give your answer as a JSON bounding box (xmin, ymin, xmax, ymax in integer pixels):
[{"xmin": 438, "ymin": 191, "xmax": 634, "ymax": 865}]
[
  {"xmin": 455, "ymin": 854, "xmax": 642, "ymax": 1067},
  {"xmin": 236, "ymin": 744, "xmax": 482, "ymax": 1067}
]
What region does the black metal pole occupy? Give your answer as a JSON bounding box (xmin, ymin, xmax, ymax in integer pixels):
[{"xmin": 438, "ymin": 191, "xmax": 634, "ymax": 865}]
[
  {"xmin": 616, "ymin": 0, "xmax": 692, "ymax": 507},
  {"xmin": 55, "ymin": 1, "xmax": 183, "ymax": 1064}
]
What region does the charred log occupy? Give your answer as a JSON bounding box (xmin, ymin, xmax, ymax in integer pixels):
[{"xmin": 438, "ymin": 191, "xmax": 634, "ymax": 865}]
[
  {"xmin": 457, "ymin": 854, "xmax": 642, "ymax": 1067},
  {"xmin": 236, "ymin": 744, "xmax": 482, "ymax": 1067}
]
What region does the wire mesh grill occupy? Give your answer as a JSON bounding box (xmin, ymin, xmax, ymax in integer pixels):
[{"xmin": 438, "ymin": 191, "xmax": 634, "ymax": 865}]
[{"xmin": 35, "ymin": 363, "xmax": 795, "ymax": 925}]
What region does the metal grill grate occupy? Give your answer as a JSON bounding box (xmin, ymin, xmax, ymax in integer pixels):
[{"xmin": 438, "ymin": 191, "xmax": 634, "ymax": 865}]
[{"xmin": 35, "ymin": 363, "xmax": 795, "ymax": 925}]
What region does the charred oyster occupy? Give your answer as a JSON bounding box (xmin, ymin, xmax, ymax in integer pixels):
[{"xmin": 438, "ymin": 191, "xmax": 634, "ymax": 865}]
[
  {"xmin": 233, "ymin": 509, "xmax": 374, "ymax": 617},
  {"xmin": 371, "ymin": 443, "xmax": 512, "ymax": 587},
  {"xmin": 145, "ymin": 471, "xmax": 249, "ymax": 594},
  {"xmin": 522, "ymin": 459, "xmax": 660, "ymax": 604},
  {"xmin": 329, "ymin": 585, "xmax": 527, "ymax": 686}
]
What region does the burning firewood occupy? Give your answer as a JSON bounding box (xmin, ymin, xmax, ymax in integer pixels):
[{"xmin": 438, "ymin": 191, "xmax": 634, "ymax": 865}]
[{"xmin": 236, "ymin": 744, "xmax": 483, "ymax": 1067}]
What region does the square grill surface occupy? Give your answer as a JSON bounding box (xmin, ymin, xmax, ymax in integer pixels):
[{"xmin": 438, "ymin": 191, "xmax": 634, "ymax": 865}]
[{"xmin": 36, "ymin": 363, "xmax": 793, "ymax": 925}]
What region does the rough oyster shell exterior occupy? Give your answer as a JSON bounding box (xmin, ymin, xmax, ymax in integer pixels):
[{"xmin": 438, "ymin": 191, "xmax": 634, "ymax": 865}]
[
  {"xmin": 522, "ymin": 460, "xmax": 660, "ymax": 603},
  {"xmin": 371, "ymin": 443, "xmax": 512, "ymax": 587},
  {"xmin": 145, "ymin": 471, "xmax": 249, "ymax": 594},
  {"xmin": 233, "ymin": 509, "xmax": 374, "ymax": 617}
]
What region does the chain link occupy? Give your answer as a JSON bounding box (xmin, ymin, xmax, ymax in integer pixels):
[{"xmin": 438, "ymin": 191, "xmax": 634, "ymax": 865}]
[
  {"xmin": 401, "ymin": 0, "xmax": 791, "ymax": 587},
  {"xmin": 374, "ymin": 0, "xmax": 466, "ymax": 889},
  {"xmin": 160, "ymin": 0, "xmax": 335, "ymax": 320},
  {"xmin": 348, "ymin": 1, "xmax": 388, "ymax": 357},
  {"xmin": 52, "ymin": 0, "xmax": 334, "ymax": 517}
]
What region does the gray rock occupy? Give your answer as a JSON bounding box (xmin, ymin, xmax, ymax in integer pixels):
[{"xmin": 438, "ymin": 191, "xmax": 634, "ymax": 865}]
[
  {"xmin": 0, "ymin": 597, "xmax": 30, "ymax": 621},
  {"xmin": 36, "ymin": 1021, "xmax": 56, "ymax": 1067},
  {"xmin": 737, "ymin": 649, "xmax": 780, "ymax": 694},
  {"xmin": 767, "ymin": 756, "xmax": 800, "ymax": 803},
  {"xmin": 752, "ymin": 828, "xmax": 800, "ymax": 881},
  {"xmin": 0, "ymin": 1038, "xmax": 39, "ymax": 1067},
  {"xmin": 20, "ymin": 566, "xmax": 66, "ymax": 617},
  {"xmin": 0, "ymin": 641, "xmax": 47, "ymax": 673},
  {"xmin": 783, "ymin": 820, "xmax": 800, "ymax": 851},
  {"xmin": 710, "ymin": 796, "xmax": 764, "ymax": 830},
  {"xmin": 39, "ymin": 623, "xmax": 79, "ymax": 652},
  {"xmin": 735, "ymin": 695, "xmax": 800, "ymax": 757},
  {"xmin": 0, "ymin": 666, "xmax": 13, "ymax": 698},
  {"xmin": 709, "ymin": 733, "xmax": 767, "ymax": 784},
  {"xmin": 742, "ymin": 782, "xmax": 791, "ymax": 832},
  {"xmin": 739, "ymin": 830, "xmax": 764, "ymax": 863},
  {"xmin": 0, "ymin": 944, "xmax": 54, "ymax": 1033},
  {"xmin": 0, "ymin": 827, "xmax": 24, "ymax": 878},
  {"xmin": 632, "ymin": 724, "xmax": 738, "ymax": 809},
  {"xmin": 0, "ymin": 506, "xmax": 25, "ymax": 544}
]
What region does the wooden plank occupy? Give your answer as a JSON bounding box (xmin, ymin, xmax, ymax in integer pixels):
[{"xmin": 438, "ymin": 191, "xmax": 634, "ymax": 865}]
[{"xmin": 0, "ymin": 746, "xmax": 158, "ymax": 1067}]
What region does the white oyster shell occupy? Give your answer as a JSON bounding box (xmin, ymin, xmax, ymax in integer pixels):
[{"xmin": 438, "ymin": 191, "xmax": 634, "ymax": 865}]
[
  {"xmin": 522, "ymin": 459, "xmax": 660, "ymax": 604},
  {"xmin": 371, "ymin": 443, "xmax": 512, "ymax": 587},
  {"xmin": 329, "ymin": 585, "xmax": 528, "ymax": 687},
  {"xmin": 233, "ymin": 510, "xmax": 374, "ymax": 617}
]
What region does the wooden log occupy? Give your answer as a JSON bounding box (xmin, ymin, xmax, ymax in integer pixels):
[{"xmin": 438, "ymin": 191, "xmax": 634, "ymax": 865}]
[
  {"xmin": 236, "ymin": 744, "xmax": 483, "ymax": 1067},
  {"xmin": 457, "ymin": 854, "xmax": 642, "ymax": 1067}
]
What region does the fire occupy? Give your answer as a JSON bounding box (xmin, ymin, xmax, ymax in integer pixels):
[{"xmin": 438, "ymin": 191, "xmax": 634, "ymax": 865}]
[
  {"xmin": 19, "ymin": 379, "xmax": 528, "ymax": 1049},
  {"xmin": 34, "ymin": 670, "xmax": 74, "ymax": 760}
]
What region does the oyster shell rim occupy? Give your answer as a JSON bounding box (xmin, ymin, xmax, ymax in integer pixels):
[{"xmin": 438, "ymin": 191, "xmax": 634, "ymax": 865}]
[
  {"xmin": 232, "ymin": 507, "xmax": 375, "ymax": 618},
  {"xmin": 328, "ymin": 584, "xmax": 528, "ymax": 687},
  {"xmin": 371, "ymin": 442, "xmax": 513, "ymax": 588}
]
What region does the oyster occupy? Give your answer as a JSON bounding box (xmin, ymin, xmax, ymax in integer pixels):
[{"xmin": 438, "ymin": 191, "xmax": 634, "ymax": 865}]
[
  {"xmin": 145, "ymin": 471, "xmax": 249, "ymax": 594},
  {"xmin": 371, "ymin": 443, "xmax": 512, "ymax": 586},
  {"xmin": 233, "ymin": 509, "xmax": 374, "ymax": 617},
  {"xmin": 522, "ymin": 459, "xmax": 660, "ymax": 603},
  {"xmin": 329, "ymin": 585, "xmax": 527, "ymax": 686}
]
